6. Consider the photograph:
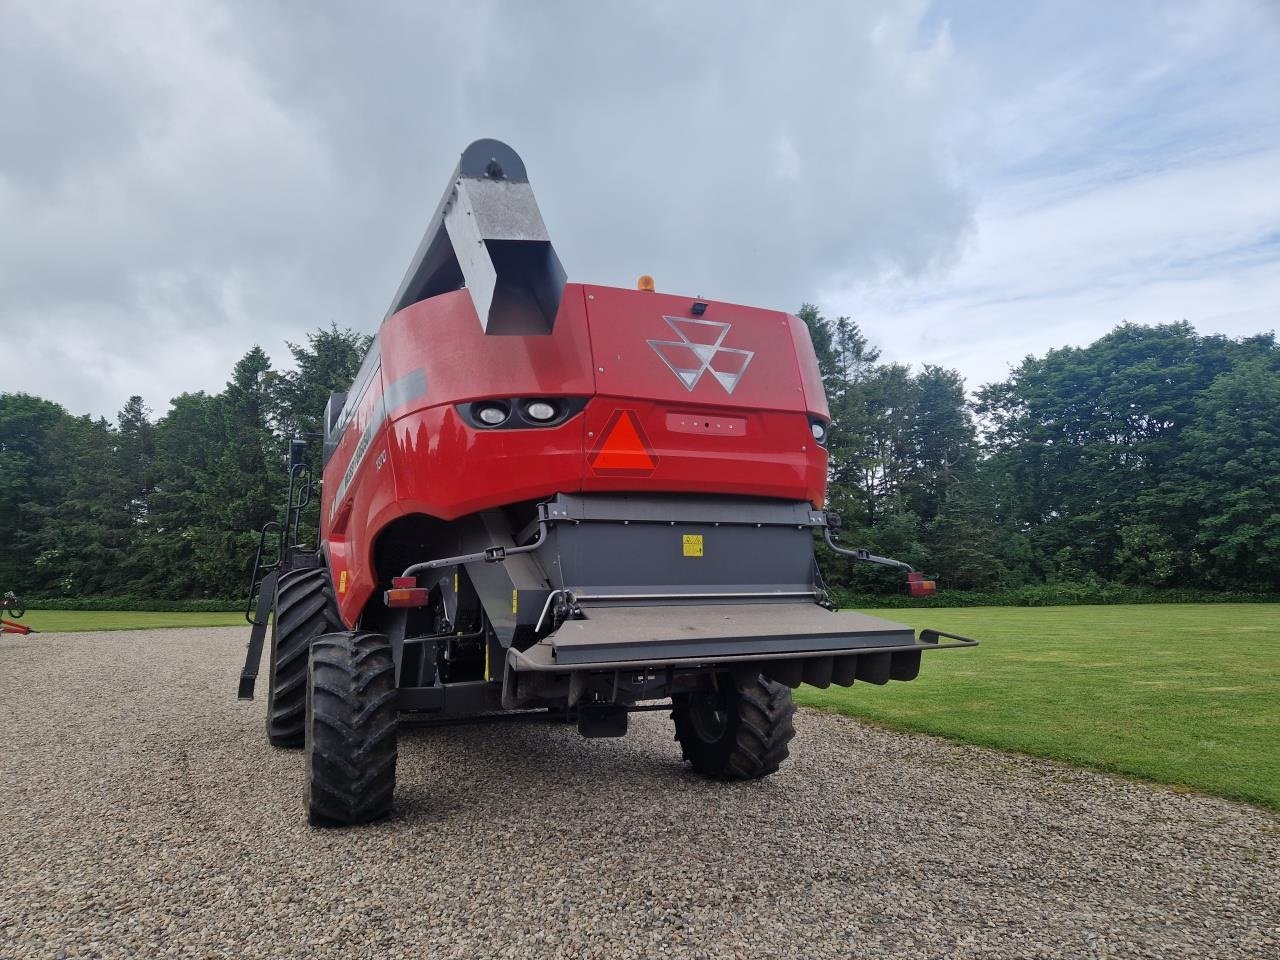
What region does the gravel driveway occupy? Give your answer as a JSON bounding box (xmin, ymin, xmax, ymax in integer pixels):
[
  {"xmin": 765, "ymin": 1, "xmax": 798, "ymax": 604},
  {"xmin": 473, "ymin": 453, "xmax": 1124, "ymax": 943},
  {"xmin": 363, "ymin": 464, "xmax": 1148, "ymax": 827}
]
[{"xmin": 1, "ymin": 627, "xmax": 1276, "ymax": 959}]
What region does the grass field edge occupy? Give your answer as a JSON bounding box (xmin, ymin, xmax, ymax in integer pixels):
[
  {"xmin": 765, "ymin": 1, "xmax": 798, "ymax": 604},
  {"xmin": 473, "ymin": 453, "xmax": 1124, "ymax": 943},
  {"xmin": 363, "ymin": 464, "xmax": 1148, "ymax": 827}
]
[{"xmin": 796, "ymin": 702, "xmax": 1280, "ymax": 813}]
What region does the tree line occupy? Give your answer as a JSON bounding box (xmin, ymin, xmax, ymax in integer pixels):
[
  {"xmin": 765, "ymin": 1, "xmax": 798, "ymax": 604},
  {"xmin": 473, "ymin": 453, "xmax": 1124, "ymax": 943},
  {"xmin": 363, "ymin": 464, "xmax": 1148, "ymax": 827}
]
[
  {"xmin": 0, "ymin": 326, "xmax": 370, "ymax": 601},
  {"xmin": 1, "ymin": 314, "xmax": 1275, "ymax": 601},
  {"xmin": 801, "ymin": 308, "xmax": 1278, "ymax": 594}
]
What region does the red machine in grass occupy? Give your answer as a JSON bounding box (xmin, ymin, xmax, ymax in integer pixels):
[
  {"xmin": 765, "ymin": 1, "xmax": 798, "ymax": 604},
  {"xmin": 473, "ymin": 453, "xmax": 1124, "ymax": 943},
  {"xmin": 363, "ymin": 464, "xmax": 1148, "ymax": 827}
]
[
  {"xmin": 2, "ymin": 590, "xmax": 30, "ymax": 634},
  {"xmin": 239, "ymin": 140, "xmax": 974, "ymax": 826}
]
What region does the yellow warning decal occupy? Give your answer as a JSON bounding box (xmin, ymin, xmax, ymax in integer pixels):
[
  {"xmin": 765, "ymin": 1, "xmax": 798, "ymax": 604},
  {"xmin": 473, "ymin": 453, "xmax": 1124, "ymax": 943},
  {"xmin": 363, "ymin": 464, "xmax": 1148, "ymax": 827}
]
[
  {"xmin": 682, "ymin": 534, "xmax": 704, "ymax": 557},
  {"xmin": 338, "ymin": 570, "xmax": 348, "ymax": 594},
  {"xmin": 512, "ymin": 589, "xmax": 518, "ymax": 614}
]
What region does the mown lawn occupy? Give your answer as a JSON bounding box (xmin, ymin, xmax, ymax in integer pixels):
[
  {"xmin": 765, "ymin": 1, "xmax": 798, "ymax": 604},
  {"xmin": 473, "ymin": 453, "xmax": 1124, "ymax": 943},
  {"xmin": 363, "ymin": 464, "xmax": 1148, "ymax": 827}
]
[
  {"xmin": 9, "ymin": 610, "xmax": 245, "ymax": 632},
  {"xmin": 797, "ymin": 604, "xmax": 1280, "ymax": 810}
]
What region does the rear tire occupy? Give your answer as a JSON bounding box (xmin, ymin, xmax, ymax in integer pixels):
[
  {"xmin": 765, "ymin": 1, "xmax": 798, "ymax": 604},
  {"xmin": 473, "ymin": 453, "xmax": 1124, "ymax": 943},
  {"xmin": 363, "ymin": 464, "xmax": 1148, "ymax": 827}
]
[
  {"xmin": 266, "ymin": 564, "xmax": 342, "ymax": 747},
  {"xmin": 306, "ymin": 631, "xmax": 398, "ymax": 827},
  {"xmin": 673, "ymin": 674, "xmax": 796, "ymax": 780}
]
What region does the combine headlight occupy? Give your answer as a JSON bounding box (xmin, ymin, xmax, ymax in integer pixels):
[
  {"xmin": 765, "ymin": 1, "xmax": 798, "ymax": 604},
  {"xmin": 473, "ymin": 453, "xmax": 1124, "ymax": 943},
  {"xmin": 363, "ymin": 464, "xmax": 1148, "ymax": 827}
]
[
  {"xmin": 476, "ymin": 403, "xmax": 508, "ymax": 426},
  {"xmin": 460, "ymin": 397, "xmax": 585, "ymax": 429},
  {"xmin": 810, "ymin": 420, "xmax": 827, "ymax": 444}
]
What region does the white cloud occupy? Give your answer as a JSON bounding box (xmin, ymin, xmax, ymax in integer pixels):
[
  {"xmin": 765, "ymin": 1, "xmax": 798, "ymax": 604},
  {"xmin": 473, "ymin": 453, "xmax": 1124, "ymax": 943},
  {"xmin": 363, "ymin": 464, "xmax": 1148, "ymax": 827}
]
[
  {"xmin": 3, "ymin": 0, "xmax": 1277, "ymax": 417},
  {"xmin": 1, "ymin": 0, "xmax": 343, "ymax": 410},
  {"xmin": 2, "ymin": 0, "xmax": 972, "ymax": 417},
  {"xmin": 822, "ymin": 0, "xmax": 1280, "ymax": 388}
]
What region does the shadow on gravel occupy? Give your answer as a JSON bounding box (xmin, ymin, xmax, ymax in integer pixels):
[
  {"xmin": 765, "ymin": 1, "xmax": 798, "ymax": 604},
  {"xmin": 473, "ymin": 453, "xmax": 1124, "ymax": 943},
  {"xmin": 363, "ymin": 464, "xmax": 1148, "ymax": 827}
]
[{"xmin": 386, "ymin": 712, "xmax": 740, "ymax": 828}]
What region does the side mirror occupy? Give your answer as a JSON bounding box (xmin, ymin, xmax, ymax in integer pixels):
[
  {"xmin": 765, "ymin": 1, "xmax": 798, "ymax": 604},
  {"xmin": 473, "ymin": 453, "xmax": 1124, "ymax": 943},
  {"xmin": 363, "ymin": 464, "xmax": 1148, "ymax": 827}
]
[{"xmin": 288, "ymin": 438, "xmax": 309, "ymax": 471}]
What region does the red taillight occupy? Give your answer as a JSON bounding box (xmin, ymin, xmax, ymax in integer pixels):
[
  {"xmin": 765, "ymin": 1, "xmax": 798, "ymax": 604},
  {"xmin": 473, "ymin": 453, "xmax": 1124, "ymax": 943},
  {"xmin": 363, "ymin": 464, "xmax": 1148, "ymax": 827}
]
[{"xmin": 385, "ymin": 576, "xmax": 430, "ymax": 608}]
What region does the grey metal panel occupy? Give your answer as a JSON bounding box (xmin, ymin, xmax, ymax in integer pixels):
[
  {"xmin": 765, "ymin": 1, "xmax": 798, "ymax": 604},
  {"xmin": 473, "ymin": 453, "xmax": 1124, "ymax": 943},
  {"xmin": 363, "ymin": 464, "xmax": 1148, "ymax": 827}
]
[
  {"xmin": 236, "ymin": 570, "xmax": 278, "ymax": 700},
  {"xmin": 546, "ymin": 519, "xmax": 815, "ymax": 596},
  {"xmin": 382, "ymin": 368, "xmax": 427, "ymax": 415},
  {"xmin": 398, "ymin": 681, "xmax": 497, "ymax": 715},
  {"xmin": 444, "ymin": 182, "xmax": 500, "ymax": 329},
  {"xmin": 506, "ymin": 626, "xmax": 973, "ymax": 674},
  {"xmin": 452, "ymin": 178, "xmax": 552, "ymax": 241},
  {"xmin": 385, "ymin": 139, "xmax": 566, "ymax": 334},
  {"xmin": 545, "ymin": 493, "xmax": 824, "ymax": 527},
  {"xmin": 398, "ymin": 686, "xmax": 444, "ymax": 711},
  {"xmin": 458, "ymin": 511, "xmax": 550, "ymax": 648},
  {"xmin": 544, "ymin": 603, "xmax": 918, "ymax": 665}
]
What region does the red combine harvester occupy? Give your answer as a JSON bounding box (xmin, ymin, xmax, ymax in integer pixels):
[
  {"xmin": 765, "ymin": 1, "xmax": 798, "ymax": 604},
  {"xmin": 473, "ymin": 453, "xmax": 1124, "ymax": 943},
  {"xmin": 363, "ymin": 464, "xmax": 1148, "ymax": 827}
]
[{"xmin": 239, "ymin": 140, "xmax": 976, "ymax": 826}]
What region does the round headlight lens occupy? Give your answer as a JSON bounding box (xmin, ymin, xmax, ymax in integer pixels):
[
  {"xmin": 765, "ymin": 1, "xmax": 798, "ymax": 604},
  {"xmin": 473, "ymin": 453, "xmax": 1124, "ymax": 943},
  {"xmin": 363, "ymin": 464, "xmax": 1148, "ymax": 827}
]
[
  {"xmin": 476, "ymin": 404, "xmax": 508, "ymax": 426},
  {"xmin": 810, "ymin": 421, "xmax": 827, "ymax": 443},
  {"xmin": 526, "ymin": 401, "xmax": 557, "ymax": 422}
]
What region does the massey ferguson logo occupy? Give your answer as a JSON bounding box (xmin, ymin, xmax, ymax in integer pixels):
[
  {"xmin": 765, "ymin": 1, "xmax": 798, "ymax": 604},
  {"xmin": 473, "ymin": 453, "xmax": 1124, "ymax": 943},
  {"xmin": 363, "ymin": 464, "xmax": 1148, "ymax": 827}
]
[{"xmin": 647, "ymin": 317, "xmax": 755, "ymax": 394}]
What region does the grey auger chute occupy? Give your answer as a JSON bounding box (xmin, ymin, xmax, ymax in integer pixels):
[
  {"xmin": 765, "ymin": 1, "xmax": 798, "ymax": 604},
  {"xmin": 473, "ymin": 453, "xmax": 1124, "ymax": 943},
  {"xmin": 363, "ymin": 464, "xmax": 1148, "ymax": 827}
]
[{"xmin": 385, "ymin": 138, "xmax": 567, "ymax": 335}]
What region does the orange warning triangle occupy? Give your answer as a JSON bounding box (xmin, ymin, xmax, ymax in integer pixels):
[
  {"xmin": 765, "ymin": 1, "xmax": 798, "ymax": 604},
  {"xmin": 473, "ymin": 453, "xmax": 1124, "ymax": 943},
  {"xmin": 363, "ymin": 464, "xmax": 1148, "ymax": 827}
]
[{"xmin": 590, "ymin": 410, "xmax": 656, "ymax": 473}]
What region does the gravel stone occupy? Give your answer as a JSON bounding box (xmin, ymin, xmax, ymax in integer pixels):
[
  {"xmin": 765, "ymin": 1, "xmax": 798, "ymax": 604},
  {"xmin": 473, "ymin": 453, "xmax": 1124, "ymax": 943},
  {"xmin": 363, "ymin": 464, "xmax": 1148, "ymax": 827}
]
[{"xmin": 1, "ymin": 626, "xmax": 1277, "ymax": 959}]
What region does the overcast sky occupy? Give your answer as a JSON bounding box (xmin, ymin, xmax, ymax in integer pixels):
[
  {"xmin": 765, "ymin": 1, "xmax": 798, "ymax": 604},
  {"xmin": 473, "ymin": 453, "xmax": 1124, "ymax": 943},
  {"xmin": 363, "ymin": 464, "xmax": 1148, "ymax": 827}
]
[{"xmin": 3, "ymin": 0, "xmax": 1278, "ymax": 419}]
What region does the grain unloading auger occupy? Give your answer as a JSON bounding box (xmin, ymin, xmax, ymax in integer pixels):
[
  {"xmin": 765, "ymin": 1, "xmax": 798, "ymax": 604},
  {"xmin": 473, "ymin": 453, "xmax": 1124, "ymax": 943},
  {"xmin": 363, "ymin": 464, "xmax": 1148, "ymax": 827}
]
[{"xmin": 238, "ymin": 139, "xmax": 976, "ymax": 826}]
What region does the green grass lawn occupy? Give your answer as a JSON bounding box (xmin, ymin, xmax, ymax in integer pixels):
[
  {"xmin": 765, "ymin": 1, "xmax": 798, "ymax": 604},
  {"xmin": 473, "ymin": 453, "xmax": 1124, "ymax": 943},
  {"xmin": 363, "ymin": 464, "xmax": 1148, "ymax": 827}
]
[
  {"xmin": 10, "ymin": 610, "xmax": 245, "ymax": 632},
  {"xmin": 797, "ymin": 603, "xmax": 1280, "ymax": 810}
]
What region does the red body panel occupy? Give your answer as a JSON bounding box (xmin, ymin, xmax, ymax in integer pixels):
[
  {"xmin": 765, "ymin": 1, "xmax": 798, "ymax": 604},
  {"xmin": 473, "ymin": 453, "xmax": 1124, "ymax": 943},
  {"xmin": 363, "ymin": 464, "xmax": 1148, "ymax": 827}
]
[
  {"xmin": 321, "ymin": 283, "xmax": 829, "ymax": 625},
  {"xmin": 583, "ymin": 285, "xmax": 813, "ymax": 414}
]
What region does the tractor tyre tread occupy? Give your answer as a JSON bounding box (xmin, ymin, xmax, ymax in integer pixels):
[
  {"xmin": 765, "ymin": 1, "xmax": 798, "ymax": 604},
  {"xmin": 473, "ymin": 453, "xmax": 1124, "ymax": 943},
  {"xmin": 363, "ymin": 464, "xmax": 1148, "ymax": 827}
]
[
  {"xmin": 306, "ymin": 631, "xmax": 398, "ymax": 827},
  {"xmin": 266, "ymin": 563, "xmax": 342, "ymax": 748},
  {"xmin": 672, "ymin": 674, "xmax": 796, "ymax": 780}
]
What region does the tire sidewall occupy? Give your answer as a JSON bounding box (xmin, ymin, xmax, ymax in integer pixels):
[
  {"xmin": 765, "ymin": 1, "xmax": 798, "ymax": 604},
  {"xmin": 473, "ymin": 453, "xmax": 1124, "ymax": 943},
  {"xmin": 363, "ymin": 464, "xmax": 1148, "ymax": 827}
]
[
  {"xmin": 303, "ymin": 643, "xmax": 317, "ymax": 813},
  {"xmin": 264, "ymin": 584, "xmax": 285, "ymax": 719},
  {"xmin": 674, "ymin": 682, "xmax": 742, "ymax": 772}
]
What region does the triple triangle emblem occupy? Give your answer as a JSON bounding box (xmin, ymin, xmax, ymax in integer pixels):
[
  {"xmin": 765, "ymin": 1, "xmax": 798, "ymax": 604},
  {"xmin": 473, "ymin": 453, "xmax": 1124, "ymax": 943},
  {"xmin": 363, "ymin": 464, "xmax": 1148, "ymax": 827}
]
[{"xmin": 647, "ymin": 317, "xmax": 755, "ymax": 394}]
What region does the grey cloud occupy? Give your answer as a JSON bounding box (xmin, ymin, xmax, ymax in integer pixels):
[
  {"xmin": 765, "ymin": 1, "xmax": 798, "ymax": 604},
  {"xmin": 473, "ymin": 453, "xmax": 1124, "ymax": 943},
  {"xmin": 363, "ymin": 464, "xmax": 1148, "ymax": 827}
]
[{"xmin": 1, "ymin": 0, "xmax": 973, "ymax": 417}]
